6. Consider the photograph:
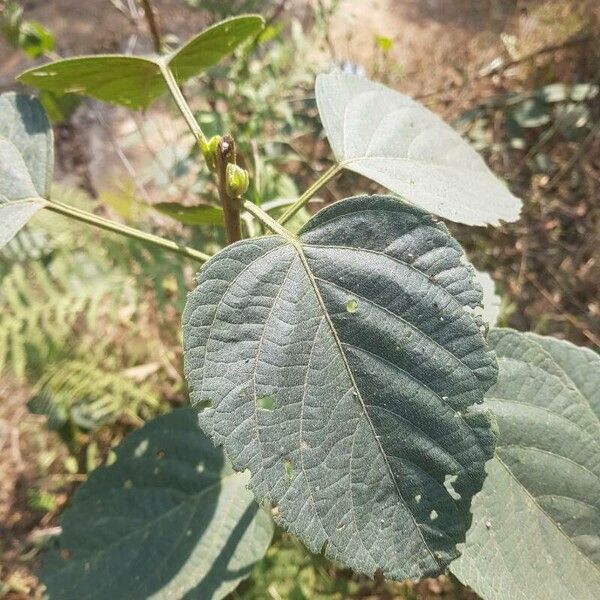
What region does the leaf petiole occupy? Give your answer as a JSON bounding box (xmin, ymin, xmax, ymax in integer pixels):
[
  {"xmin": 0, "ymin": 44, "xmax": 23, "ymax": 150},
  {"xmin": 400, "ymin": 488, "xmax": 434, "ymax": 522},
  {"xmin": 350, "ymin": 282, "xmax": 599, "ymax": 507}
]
[
  {"xmin": 44, "ymin": 200, "xmax": 210, "ymax": 262},
  {"xmin": 277, "ymin": 163, "xmax": 342, "ymax": 225},
  {"xmin": 159, "ymin": 62, "xmax": 208, "ymax": 147},
  {"xmin": 242, "ymin": 199, "xmax": 294, "ymax": 240}
]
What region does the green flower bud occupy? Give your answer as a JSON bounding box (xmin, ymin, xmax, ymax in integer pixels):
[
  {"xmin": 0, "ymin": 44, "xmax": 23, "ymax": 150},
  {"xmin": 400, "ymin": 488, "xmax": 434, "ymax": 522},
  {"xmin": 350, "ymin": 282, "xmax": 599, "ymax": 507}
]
[
  {"xmin": 225, "ymin": 163, "xmax": 249, "ymax": 197},
  {"xmin": 200, "ymin": 135, "xmax": 220, "ymax": 172}
]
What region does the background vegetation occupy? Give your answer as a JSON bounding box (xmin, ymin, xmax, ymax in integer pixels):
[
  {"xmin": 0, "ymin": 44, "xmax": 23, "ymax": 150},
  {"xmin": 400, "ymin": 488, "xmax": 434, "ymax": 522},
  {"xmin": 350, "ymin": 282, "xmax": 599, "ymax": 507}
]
[{"xmin": 1, "ymin": 0, "xmax": 598, "ymax": 598}]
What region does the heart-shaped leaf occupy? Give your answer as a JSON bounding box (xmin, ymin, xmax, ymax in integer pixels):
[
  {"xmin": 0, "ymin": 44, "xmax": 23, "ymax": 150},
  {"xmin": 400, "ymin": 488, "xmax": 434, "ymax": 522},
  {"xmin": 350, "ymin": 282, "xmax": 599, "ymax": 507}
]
[
  {"xmin": 315, "ymin": 72, "xmax": 522, "ymax": 226},
  {"xmin": 451, "ymin": 329, "xmax": 600, "ymax": 599},
  {"xmin": 0, "ymin": 92, "xmax": 52, "ymax": 249},
  {"xmin": 41, "ymin": 408, "xmax": 274, "ymax": 600},
  {"xmin": 17, "ymin": 15, "xmax": 264, "ymax": 109},
  {"xmin": 183, "ymin": 195, "xmax": 498, "ymax": 580}
]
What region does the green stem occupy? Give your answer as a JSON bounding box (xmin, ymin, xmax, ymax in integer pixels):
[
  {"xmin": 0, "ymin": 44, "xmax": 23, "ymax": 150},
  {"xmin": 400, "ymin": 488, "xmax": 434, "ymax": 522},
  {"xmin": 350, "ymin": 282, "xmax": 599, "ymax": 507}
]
[
  {"xmin": 159, "ymin": 62, "xmax": 207, "ymax": 147},
  {"xmin": 277, "ymin": 163, "xmax": 342, "ymax": 225},
  {"xmin": 242, "ymin": 200, "xmax": 292, "ymax": 239},
  {"xmin": 216, "ymin": 136, "xmax": 243, "ymax": 244},
  {"xmin": 44, "ymin": 201, "xmax": 210, "ymax": 263}
]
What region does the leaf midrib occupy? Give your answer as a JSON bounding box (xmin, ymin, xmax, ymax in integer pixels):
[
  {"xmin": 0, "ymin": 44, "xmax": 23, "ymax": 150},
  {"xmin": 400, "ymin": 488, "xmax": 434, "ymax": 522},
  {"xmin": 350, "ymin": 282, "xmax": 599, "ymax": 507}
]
[
  {"xmin": 287, "ymin": 235, "xmax": 438, "ymax": 566},
  {"xmin": 496, "ymin": 456, "xmax": 600, "ymax": 575}
]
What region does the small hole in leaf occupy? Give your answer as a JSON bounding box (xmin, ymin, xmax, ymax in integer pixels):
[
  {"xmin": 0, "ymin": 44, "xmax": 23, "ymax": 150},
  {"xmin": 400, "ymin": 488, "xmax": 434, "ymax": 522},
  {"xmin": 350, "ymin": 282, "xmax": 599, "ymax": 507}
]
[
  {"xmin": 134, "ymin": 439, "xmax": 149, "ymax": 458},
  {"xmin": 197, "ymin": 399, "xmax": 213, "ymax": 411},
  {"xmin": 257, "ymin": 395, "xmax": 274, "ymax": 410},
  {"xmin": 155, "ymin": 449, "xmax": 165, "ymax": 460},
  {"xmin": 346, "ymin": 298, "xmax": 358, "ymax": 313},
  {"xmin": 443, "ymin": 474, "xmax": 461, "ymax": 501},
  {"xmin": 283, "ymin": 458, "xmax": 294, "ymax": 480},
  {"xmin": 414, "ymin": 494, "xmax": 422, "ymax": 503},
  {"xmin": 124, "ymin": 480, "xmax": 133, "ymax": 489},
  {"xmin": 429, "ymin": 509, "xmax": 438, "ymax": 521}
]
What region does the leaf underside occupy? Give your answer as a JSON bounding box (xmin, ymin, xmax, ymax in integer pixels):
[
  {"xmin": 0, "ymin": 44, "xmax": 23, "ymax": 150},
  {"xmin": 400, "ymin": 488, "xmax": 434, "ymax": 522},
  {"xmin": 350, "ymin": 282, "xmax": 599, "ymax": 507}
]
[
  {"xmin": 451, "ymin": 329, "xmax": 600, "ymax": 600},
  {"xmin": 315, "ymin": 72, "xmax": 522, "ymax": 226},
  {"xmin": 0, "ymin": 92, "xmax": 53, "ymax": 248},
  {"xmin": 17, "ymin": 16, "xmax": 264, "ymax": 109},
  {"xmin": 41, "ymin": 409, "xmax": 274, "ymax": 600},
  {"xmin": 183, "ymin": 195, "xmax": 498, "ymax": 580}
]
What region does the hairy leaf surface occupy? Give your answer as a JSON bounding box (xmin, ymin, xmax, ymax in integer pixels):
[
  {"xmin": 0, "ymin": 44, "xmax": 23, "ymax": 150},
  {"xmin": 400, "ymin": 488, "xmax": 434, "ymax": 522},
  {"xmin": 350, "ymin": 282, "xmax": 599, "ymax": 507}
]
[
  {"xmin": 451, "ymin": 330, "xmax": 600, "ymax": 599},
  {"xmin": 41, "ymin": 409, "xmax": 274, "ymax": 600},
  {"xmin": 18, "ymin": 16, "xmax": 264, "ymax": 109},
  {"xmin": 183, "ymin": 195, "xmax": 498, "ymax": 580},
  {"xmin": 316, "ymin": 73, "xmax": 522, "ymax": 226},
  {"xmin": 0, "ymin": 92, "xmax": 52, "ymax": 248}
]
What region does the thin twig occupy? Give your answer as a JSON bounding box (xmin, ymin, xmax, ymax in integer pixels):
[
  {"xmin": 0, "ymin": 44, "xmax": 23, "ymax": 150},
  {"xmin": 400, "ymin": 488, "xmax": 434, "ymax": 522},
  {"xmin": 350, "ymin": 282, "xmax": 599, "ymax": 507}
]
[
  {"xmin": 546, "ymin": 122, "xmax": 600, "ymax": 189},
  {"xmin": 416, "ymin": 33, "xmax": 592, "ymax": 101},
  {"xmin": 141, "ymin": 0, "xmax": 162, "ymax": 53}
]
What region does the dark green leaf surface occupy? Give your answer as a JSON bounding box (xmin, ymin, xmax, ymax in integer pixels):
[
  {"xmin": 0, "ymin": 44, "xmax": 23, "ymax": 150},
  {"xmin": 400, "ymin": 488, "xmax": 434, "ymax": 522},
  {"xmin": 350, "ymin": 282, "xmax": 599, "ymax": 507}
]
[
  {"xmin": 41, "ymin": 409, "xmax": 274, "ymax": 600},
  {"xmin": 452, "ymin": 330, "xmax": 600, "ymax": 599},
  {"xmin": 18, "ymin": 16, "xmax": 264, "ymax": 109},
  {"xmin": 0, "ymin": 92, "xmax": 52, "ymax": 248},
  {"xmin": 183, "ymin": 195, "xmax": 497, "ymax": 580},
  {"xmin": 315, "ymin": 72, "xmax": 522, "ymax": 226}
]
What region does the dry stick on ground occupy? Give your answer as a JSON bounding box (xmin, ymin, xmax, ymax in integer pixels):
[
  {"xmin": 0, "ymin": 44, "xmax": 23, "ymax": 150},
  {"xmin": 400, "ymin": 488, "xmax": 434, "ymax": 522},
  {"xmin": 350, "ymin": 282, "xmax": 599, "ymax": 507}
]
[
  {"xmin": 415, "ymin": 33, "xmax": 592, "ymax": 101},
  {"xmin": 527, "ymin": 274, "xmax": 600, "ymax": 347},
  {"xmin": 547, "ymin": 122, "xmax": 600, "ymax": 189}
]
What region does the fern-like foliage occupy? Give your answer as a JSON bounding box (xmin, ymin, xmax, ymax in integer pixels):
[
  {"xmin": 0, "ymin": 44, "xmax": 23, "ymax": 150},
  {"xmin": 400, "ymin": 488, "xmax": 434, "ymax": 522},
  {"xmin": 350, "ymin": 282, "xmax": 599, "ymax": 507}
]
[
  {"xmin": 0, "ymin": 253, "xmax": 126, "ymax": 379},
  {"xmin": 0, "ymin": 184, "xmax": 185, "ymax": 430},
  {"xmin": 29, "ymin": 358, "xmax": 160, "ymax": 430}
]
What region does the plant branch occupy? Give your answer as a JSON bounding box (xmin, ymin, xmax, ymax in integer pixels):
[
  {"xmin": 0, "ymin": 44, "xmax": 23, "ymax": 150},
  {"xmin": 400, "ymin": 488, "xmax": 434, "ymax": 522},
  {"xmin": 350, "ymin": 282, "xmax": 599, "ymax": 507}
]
[
  {"xmin": 141, "ymin": 0, "xmax": 162, "ymax": 53},
  {"xmin": 159, "ymin": 63, "xmax": 208, "ymax": 147},
  {"xmin": 278, "ymin": 163, "xmax": 342, "ymax": 225},
  {"xmin": 44, "ymin": 200, "xmax": 210, "ymax": 263},
  {"xmin": 242, "ymin": 200, "xmax": 291, "ymax": 239},
  {"xmin": 216, "ymin": 136, "xmax": 243, "ymax": 244}
]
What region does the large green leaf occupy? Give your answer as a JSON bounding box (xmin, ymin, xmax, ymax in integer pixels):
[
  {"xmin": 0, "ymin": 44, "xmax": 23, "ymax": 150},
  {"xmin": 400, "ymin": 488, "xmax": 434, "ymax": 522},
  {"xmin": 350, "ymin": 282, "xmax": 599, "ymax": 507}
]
[
  {"xmin": 17, "ymin": 16, "xmax": 264, "ymax": 109},
  {"xmin": 315, "ymin": 73, "xmax": 522, "ymax": 226},
  {"xmin": 183, "ymin": 195, "xmax": 498, "ymax": 580},
  {"xmin": 41, "ymin": 408, "xmax": 274, "ymax": 600},
  {"xmin": 451, "ymin": 329, "xmax": 600, "ymax": 599},
  {"xmin": 0, "ymin": 92, "xmax": 52, "ymax": 249}
]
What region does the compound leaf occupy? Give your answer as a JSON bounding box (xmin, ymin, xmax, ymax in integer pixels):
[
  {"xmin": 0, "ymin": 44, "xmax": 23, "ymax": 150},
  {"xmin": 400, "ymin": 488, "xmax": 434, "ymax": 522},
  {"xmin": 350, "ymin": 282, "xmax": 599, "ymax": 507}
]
[
  {"xmin": 183, "ymin": 195, "xmax": 498, "ymax": 580},
  {"xmin": 0, "ymin": 92, "xmax": 52, "ymax": 248},
  {"xmin": 169, "ymin": 15, "xmax": 263, "ymax": 83},
  {"xmin": 316, "ymin": 72, "xmax": 522, "ymax": 226},
  {"xmin": 451, "ymin": 329, "xmax": 600, "ymax": 600},
  {"xmin": 18, "ymin": 16, "xmax": 264, "ymax": 109},
  {"xmin": 19, "ymin": 56, "xmax": 163, "ymax": 110},
  {"xmin": 41, "ymin": 408, "xmax": 274, "ymax": 600}
]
